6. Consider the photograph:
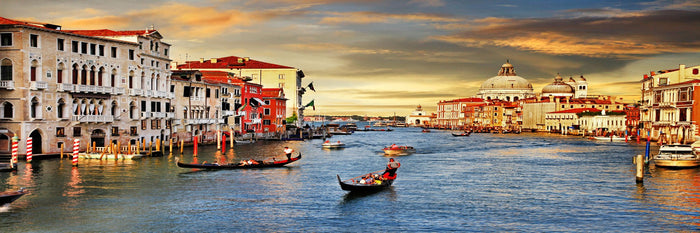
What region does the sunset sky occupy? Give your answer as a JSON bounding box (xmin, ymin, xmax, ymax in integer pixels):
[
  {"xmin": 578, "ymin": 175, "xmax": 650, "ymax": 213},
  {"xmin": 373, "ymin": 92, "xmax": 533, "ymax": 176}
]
[{"xmin": 2, "ymin": 0, "xmax": 700, "ymax": 116}]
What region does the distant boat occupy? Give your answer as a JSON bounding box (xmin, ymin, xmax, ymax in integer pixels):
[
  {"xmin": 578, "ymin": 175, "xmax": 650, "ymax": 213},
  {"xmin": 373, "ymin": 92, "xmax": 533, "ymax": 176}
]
[
  {"xmin": 79, "ymin": 153, "xmax": 144, "ymax": 160},
  {"xmin": 590, "ymin": 135, "xmax": 626, "ymax": 141},
  {"xmin": 653, "ymin": 144, "xmax": 700, "ymax": 168},
  {"xmin": 421, "ymin": 129, "xmax": 431, "ymax": 133},
  {"xmin": 337, "ymin": 171, "xmax": 396, "ymax": 193},
  {"xmin": 451, "ymin": 131, "xmax": 471, "ymax": 137}
]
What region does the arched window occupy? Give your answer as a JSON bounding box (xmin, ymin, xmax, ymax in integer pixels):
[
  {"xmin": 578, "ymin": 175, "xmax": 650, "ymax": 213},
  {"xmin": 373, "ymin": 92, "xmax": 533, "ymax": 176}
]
[
  {"xmin": 80, "ymin": 65, "xmax": 87, "ymax": 85},
  {"xmin": 0, "ymin": 58, "xmax": 12, "ymax": 81},
  {"xmin": 89, "ymin": 66, "xmax": 96, "ymax": 85},
  {"xmin": 1, "ymin": 102, "xmax": 13, "ymax": 118},
  {"xmin": 111, "ymin": 69, "xmax": 117, "ymax": 87},
  {"xmin": 72, "ymin": 64, "xmax": 79, "ymax": 84},
  {"xmin": 98, "ymin": 67, "xmax": 104, "ymax": 86},
  {"xmin": 30, "ymin": 60, "xmax": 38, "ymax": 81},
  {"xmin": 56, "ymin": 63, "xmax": 64, "ymax": 83},
  {"xmin": 72, "ymin": 99, "xmax": 79, "ymax": 115},
  {"xmin": 57, "ymin": 98, "xmax": 65, "ymax": 119},
  {"xmin": 30, "ymin": 97, "xmax": 40, "ymax": 118},
  {"xmin": 130, "ymin": 102, "xmax": 137, "ymax": 119},
  {"xmin": 129, "ymin": 71, "xmax": 134, "ymax": 88},
  {"xmin": 110, "ymin": 101, "xmax": 116, "ymax": 117}
]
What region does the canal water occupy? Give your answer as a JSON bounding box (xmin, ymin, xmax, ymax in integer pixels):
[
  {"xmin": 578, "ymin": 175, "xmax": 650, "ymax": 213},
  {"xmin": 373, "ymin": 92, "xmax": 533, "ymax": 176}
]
[{"xmin": 1, "ymin": 127, "xmax": 699, "ymax": 232}]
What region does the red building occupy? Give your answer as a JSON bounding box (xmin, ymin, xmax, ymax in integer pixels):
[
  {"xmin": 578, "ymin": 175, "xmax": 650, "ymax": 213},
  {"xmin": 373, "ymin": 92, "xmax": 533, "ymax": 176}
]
[
  {"xmin": 229, "ymin": 78, "xmax": 265, "ymax": 135},
  {"xmin": 261, "ymin": 88, "xmax": 287, "ymax": 135}
]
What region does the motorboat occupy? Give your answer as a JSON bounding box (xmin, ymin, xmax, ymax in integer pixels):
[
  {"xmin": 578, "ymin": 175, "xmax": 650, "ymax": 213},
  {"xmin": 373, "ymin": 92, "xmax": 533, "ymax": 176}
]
[
  {"xmin": 382, "ymin": 145, "xmax": 415, "ymax": 155},
  {"xmin": 0, "ymin": 188, "xmax": 27, "ymax": 205},
  {"xmin": 653, "ymin": 144, "xmax": 700, "ymax": 168},
  {"xmin": 322, "ymin": 140, "xmax": 346, "ymax": 149},
  {"xmin": 590, "ymin": 135, "xmax": 626, "ymax": 141}
]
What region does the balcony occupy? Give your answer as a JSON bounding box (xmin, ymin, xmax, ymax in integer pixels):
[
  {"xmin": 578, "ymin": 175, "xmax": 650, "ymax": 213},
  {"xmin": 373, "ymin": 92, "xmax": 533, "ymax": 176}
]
[
  {"xmin": 141, "ymin": 112, "xmax": 151, "ymax": 119},
  {"xmin": 190, "ymin": 96, "xmax": 203, "ymax": 102},
  {"xmin": 129, "ymin": 89, "xmax": 143, "ymax": 96},
  {"xmin": 0, "ymin": 80, "xmax": 14, "ymax": 90},
  {"xmin": 30, "ymin": 81, "xmax": 48, "ymax": 90},
  {"xmin": 71, "ymin": 115, "xmax": 114, "ymax": 123},
  {"xmin": 114, "ymin": 87, "xmax": 125, "ymax": 95},
  {"xmin": 152, "ymin": 112, "xmax": 166, "ymax": 118},
  {"xmin": 57, "ymin": 83, "xmax": 74, "ymax": 92},
  {"xmin": 166, "ymin": 112, "xmax": 174, "ymax": 119},
  {"xmin": 222, "ymin": 110, "xmax": 235, "ymax": 116}
]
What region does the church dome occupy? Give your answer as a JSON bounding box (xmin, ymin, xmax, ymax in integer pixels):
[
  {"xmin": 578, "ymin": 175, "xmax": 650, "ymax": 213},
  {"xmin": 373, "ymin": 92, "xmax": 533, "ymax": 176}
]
[
  {"xmin": 542, "ymin": 74, "xmax": 574, "ymax": 94},
  {"xmin": 479, "ymin": 61, "xmax": 533, "ymax": 90}
]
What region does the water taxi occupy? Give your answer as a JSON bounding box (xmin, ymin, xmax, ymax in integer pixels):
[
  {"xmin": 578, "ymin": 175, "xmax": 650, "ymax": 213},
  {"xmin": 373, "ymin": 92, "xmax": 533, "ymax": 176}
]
[
  {"xmin": 383, "ymin": 145, "xmax": 415, "ymax": 155},
  {"xmin": 653, "ymin": 144, "xmax": 700, "ymax": 168},
  {"xmin": 322, "ymin": 140, "xmax": 346, "ymax": 149}
]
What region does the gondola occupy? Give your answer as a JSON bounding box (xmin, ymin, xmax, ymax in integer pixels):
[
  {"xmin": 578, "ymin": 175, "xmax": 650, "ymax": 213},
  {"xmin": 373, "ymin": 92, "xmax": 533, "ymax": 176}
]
[
  {"xmin": 176, "ymin": 153, "xmax": 301, "ymax": 169},
  {"xmin": 0, "ymin": 188, "xmax": 27, "ymax": 205},
  {"xmin": 337, "ymin": 172, "xmax": 396, "ymax": 193}
]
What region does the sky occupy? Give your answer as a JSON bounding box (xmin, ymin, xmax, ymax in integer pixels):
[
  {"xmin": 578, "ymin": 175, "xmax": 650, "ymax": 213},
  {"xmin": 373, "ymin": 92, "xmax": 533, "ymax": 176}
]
[{"xmin": 2, "ymin": 0, "xmax": 700, "ymax": 116}]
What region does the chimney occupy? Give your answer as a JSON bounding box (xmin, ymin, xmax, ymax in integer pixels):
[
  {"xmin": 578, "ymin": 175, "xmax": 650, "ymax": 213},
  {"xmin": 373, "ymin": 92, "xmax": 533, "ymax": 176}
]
[
  {"xmin": 211, "ymin": 58, "xmax": 217, "ymax": 63},
  {"xmin": 244, "ymin": 57, "xmax": 250, "ymax": 61},
  {"xmin": 680, "ymin": 64, "xmax": 686, "ymax": 81},
  {"xmin": 199, "ymin": 58, "xmax": 204, "ymax": 63},
  {"xmin": 237, "ymin": 58, "xmax": 243, "ymax": 63},
  {"xmin": 610, "ymin": 95, "xmax": 616, "ymax": 104}
]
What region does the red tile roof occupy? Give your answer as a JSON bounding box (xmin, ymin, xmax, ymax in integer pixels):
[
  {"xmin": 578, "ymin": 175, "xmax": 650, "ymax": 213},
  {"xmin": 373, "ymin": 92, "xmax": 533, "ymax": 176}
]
[
  {"xmin": 549, "ymin": 108, "xmax": 600, "ymax": 114},
  {"xmin": 200, "ymin": 71, "xmax": 231, "ymax": 84},
  {"xmin": 64, "ymin": 29, "xmax": 156, "ymax": 37},
  {"xmin": 0, "ymin": 16, "xmax": 59, "ymax": 30},
  {"xmin": 439, "ymin": 97, "xmax": 485, "ymax": 103},
  {"xmin": 176, "ymin": 55, "xmax": 294, "ymax": 70},
  {"xmin": 262, "ymin": 88, "xmax": 285, "ymax": 98}
]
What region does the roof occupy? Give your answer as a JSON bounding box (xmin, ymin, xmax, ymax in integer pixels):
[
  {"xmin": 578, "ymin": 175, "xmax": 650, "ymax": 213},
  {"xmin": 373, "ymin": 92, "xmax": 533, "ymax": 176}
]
[
  {"xmin": 439, "ymin": 97, "xmax": 485, "ymax": 104},
  {"xmin": 200, "ymin": 71, "xmax": 232, "ymax": 84},
  {"xmin": 176, "ymin": 55, "xmax": 294, "ymax": 70},
  {"xmin": 0, "ymin": 16, "xmax": 59, "ymax": 30},
  {"xmin": 549, "ymin": 108, "xmax": 600, "ymax": 114},
  {"xmin": 64, "ymin": 29, "xmax": 157, "ymax": 37}
]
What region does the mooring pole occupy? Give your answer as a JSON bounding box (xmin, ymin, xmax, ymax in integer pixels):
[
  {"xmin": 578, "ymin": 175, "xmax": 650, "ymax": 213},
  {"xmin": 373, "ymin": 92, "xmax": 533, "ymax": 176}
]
[{"xmin": 635, "ymin": 154, "xmax": 644, "ymax": 183}]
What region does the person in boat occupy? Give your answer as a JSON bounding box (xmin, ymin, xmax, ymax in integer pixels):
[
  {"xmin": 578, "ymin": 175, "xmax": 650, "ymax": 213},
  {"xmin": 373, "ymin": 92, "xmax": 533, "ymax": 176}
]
[
  {"xmin": 359, "ymin": 177, "xmax": 367, "ymax": 184},
  {"xmin": 284, "ymin": 146, "xmax": 293, "ymax": 161},
  {"xmin": 249, "ymin": 159, "xmax": 259, "ymax": 165},
  {"xmin": 382, "ymin": 158, "xmax": 400, "ymax": 179},
  {"xmin": 390, "ymin": 144, "xmax": 399, "ymax": 149},
  {"xmin": 365, "ymin": 174, "xmax": 374, "ymax": 184}
]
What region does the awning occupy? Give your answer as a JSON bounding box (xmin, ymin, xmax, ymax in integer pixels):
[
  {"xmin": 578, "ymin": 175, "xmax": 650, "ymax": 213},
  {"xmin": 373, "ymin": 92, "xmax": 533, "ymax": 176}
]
[{"xmin": 250, "ymin": 97, "xmax": 266, "ymax": 107}]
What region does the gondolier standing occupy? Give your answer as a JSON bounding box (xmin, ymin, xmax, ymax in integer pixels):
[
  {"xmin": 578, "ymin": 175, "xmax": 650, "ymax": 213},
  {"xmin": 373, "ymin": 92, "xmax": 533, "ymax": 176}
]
[
  {"xmin": 382, "ymin": 158, "xmax": 400, "ymax": 179},
  {"xmin": 284, "ymin": 146, "xmax": 293, "ymax": 161}
]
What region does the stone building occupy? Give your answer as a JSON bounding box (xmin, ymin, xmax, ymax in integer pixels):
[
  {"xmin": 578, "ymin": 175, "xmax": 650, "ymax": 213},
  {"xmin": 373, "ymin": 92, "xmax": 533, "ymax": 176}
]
[
  {"xmin": 477, "ymin": 61, "xmax": 535, "ymax": 102},
  {"xmin": 0, "ymin": 17, "xmax": 172, "ymax": 155},
  {"xmin": 405, "ymin": 105, "xmax": 431, "ymax": 127}
]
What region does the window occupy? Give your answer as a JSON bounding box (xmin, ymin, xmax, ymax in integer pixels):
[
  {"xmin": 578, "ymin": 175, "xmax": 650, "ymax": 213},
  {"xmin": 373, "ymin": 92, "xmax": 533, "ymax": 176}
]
[
  {"xmin": 111, "ymin": 127, "xmax": 119, "ymax": 136},
  {"xmin": 111, "ymin": 47, "xmax": 117, "ymax": 58},
  {"xmin": 130, "ymin": 126, "xmax": 138, "ymax": 136},
  {"xmin": 128, "ymin": 49, "xmax": 134, "ymax": 60},
  {"xmin": 164, "ymin": 48, "xmax": 168, "ymax": 56},
  {"xmin": 57, "ymin": 99, "xmax": 65, "ymax": 118},
  {"xmin": 183, "ymin": 87, "xmax": 191, "ymax": 97},
  {"xmin": 658, "ymin": 78, "xmax": 668, "ymax": 85},
  {"xmin": 1, "ymin": 102, "xmax": 13, "ymax": 118},
  {"xmin": 141, "ymin": 120, "xmax": 147, "ymax": 130},
  {"xmin": 99, "ymin": 45, "xmax": 104, "ymax": 56},
  {"xmin": 57, "ymin": 38, "xmax": 64, "ymax": 51},
  {"xmin": 72, "ymin": 41, "xmax": 79, "ymax": 53},
  {"xmin": 278, "ymin": 74, "xmax": 285, "ymax": 79},
  {"xmin": 81, "ymin": 42, "xmax": 88, "ymax": 54},
  {"xmin": 206, "ymin": 88, "xmax": 210, "ymax": 97},
  {"xmin": 56, "ymin": 127, "xmax": 65, "ymax": 137},
  {"xmin": 1, "ymin": 58, "xmax": 12, "ymax": 81},
  {"xmin": 263, "ymin": 120, "xmax": 271, "ymax": 125},
  {"xmin": 264, "ymin": 108, "xmax": 270, "ymax": 115},
  {"xmin": 73, "ymin": 127, "xmax": 82, "ymax": 136},
  {"xmin": 0, "ymin": 33, "xmax": 11, "ymax": 46},
  {"xmin": 694, "ymin": 69, "xmax": 699, "ymax": 75},
  {"xmin": 30, "ymin": 34, "xmax": 38, "ymax": 47},
  {"xmin": 166, "ymin": 120, "xmax": 171, "ymax": 129},
  {"xmin": 90, "ymin": 44, "xmax": 96, "ymax": 55}
]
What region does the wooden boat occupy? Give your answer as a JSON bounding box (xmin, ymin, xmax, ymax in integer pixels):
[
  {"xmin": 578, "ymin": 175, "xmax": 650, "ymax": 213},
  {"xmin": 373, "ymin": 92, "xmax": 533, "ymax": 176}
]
[
  {"xmin": 337, "ymin": 173, "xmax": 395, "ymax": 193},
  {"xmin": 0, "ymin": 188, "xmax": 27, "ymax": 205},
  {"xmin": 176, "ymin": 153, "xmax": 301, "ymax": 169},
  {"xmin": 653, "ymin": 144, "xmax": 700, "ymax": 168},
  {"xmin": 421, "ymin": 129, "xmax": 431, "ymax": 133},
  {"xmin": 322, "ymin": 140, "xmax": 346, "ymax": 149},
  {"xmin": 451, "ymin": 131, "xmax": 471, "ymax": 137},
  {"xmin": 382, "ymin": 145, "xmax": 415, "ymax": 155},
  {"xmin": 0, "ymin": 163, "xmax": 17, "ymax": 172}
]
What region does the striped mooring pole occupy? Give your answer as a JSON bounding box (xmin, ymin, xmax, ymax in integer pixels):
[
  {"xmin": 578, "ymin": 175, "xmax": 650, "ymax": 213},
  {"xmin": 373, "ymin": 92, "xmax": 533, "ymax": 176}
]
[
  {"xmin": 11, "ymin": 136, "xmax": 18, "ymax": 168},
  {"xmin": 72, "ymin": 139, "xmax": 80, "ymax": 166},
  {"xmin": 26, "ymin": 137, "xmax": 33, "ymax": 163}
]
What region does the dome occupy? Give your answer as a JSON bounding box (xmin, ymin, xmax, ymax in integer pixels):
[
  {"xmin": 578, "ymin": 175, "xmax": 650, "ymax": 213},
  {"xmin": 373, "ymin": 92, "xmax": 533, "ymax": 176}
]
[
  {"xmin": 480, "ymin": 75, "xmax": 533, "ymax": 90},
  {"xmin": 542, "ymin": 74, "xmax": 574, "ymax": 94}
]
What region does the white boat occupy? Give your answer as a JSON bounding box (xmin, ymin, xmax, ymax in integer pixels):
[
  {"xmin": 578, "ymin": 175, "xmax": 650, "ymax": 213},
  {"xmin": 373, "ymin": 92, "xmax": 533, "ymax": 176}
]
[
  {"xmin": 322, "ymin": 141, "xmax": 346, "ymax": 149},
  {"xmin": 590, "ymin": 135, "xmax": 626, "ymax": 141},
  {"xmin": 653, "ymin": 144, "xmax": 700, "ymax": 168}
]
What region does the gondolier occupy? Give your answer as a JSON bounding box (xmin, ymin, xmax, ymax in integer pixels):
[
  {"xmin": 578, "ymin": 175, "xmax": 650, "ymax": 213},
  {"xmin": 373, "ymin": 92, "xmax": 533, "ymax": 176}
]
[
  {"xmin": 284, "ymin": 146, "xmax": 293, "ymax": 161},
  {"xmin": 382, "ymin": 158, "xmax": 400, "ymax": 179}
]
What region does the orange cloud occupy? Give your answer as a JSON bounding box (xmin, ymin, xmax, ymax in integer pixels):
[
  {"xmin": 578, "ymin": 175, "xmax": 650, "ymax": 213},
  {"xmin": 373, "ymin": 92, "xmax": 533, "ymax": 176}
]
[{"xmin": 319, "ymin": 11, "xmax": 462, "ymax": 25}]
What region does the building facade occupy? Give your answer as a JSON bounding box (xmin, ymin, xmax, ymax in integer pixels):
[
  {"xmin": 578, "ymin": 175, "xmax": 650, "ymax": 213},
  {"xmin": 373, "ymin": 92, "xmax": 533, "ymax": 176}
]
[
  {"xmin": 0, "ymin": 17, "xmax": 172, "ymax": 155},
  {"xmin": 405, "ymin": 105, "xmax": 431, "ymax": 127},
  {"xmin": 261, "ymin": 88, "xmax": 287, "ymax": 136}
]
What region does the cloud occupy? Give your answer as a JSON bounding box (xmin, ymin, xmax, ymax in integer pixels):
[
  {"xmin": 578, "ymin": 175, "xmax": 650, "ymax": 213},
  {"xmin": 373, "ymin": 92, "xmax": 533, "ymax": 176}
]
[
  {"xmin": 53, "ymin": 2, "xmax": 296, "ymax": 40},
  {"xmin": 432, "ymin": 9, "xmax": 700, "ymax": 58},
  {"xmin": 318, "ymin": 11, "xmax": 462, "ymax": 25},
  {"xmin": 409, "ymin": 0, "xmax": 445, "ymax": 7}
]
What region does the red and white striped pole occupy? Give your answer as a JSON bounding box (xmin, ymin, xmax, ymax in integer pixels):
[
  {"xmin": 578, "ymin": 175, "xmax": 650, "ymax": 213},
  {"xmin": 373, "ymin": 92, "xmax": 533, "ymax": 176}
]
[
  {"xmin": 72, "ymin": 139, "xmax": 80, "ymax": 166},
  {"xmin": 222, "ymin": 134, "xmax": 226, "ymax": 152},
  {"xmin": 26, "ymin": 137, "xmax": 33, "ymax": 163},
  {"xmin": 11, "ymin": 136, "xmax": 18, "ymax": 168}
]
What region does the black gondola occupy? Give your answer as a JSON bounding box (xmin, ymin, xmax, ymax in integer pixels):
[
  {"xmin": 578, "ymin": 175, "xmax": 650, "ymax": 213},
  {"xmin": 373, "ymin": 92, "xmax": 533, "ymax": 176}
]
[
  {"xmin": 176, "ymin": 153, "xmax": 301, "ymax": 169},
  {"xmin": 337, "ymin": 174, "xmax": 395, "ymax": 193},
  {"xmin": 0, "ymin": 188, "xmax": 27, "ymax": 205},
  {"xmin": 0, "ymin": 163, "xmax": 17, "ymax": 172},
  {"xmin": 451, "ymin": 131, "xmax": 471, "ymax": 137}
]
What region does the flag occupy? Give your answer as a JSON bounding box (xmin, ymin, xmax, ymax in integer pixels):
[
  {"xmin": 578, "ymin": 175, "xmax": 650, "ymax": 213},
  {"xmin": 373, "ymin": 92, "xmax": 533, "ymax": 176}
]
[
  {"xmin": 307, "ymin": 82, "xmax": 315, "ymax": 92},
  {"xmin": 304, "ymin": 100, "xmax": 315, "ymax": 110},
  {"xmin": 298, "ymin": 87, "xmax": 306, "ymax": 95},
  {"xmin": 238, "ymin": 102, "xmax": 247, "ymax": 111}
]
